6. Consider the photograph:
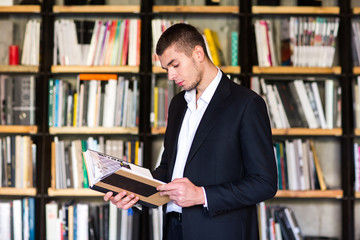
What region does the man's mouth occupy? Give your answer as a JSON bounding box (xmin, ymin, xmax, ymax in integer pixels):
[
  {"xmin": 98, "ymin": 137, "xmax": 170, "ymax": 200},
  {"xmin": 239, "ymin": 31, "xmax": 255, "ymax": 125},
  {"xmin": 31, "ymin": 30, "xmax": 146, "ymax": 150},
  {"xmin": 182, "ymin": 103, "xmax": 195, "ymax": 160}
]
[{"xmin": 175, "ymin": 80, "xmax": 184, "ymax": 86}]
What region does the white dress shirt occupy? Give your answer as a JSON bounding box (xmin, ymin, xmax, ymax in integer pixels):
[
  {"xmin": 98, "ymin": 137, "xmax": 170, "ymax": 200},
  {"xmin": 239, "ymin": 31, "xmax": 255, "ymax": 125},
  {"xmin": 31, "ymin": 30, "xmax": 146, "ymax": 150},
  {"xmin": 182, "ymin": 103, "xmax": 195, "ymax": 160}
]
[{"xmin": 166, "ymin": 68, "xmax": 222, "ymax": 213}]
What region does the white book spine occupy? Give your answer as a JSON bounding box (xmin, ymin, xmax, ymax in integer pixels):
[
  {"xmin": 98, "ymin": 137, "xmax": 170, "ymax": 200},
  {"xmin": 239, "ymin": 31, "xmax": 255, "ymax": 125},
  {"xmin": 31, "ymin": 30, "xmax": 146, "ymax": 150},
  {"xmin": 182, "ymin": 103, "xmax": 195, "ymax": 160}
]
[
  {"xmin": 325, "ymin": 79, "xmax": 334, "ymax": 129},
  {"xmin": 76, "ymin": 204, "xmax": 89, "ymax": 240},
  {"xmin": 102, "ymin": 79, "xmax": 117, "ymax": 127},
  {"xmin": 311, "ymin": 81, "xmax": 327, "ymax": 129},
  {"xmin": 86, "ymin": 20, "xmax": 101, "ymax": 66},
  {"xmin": 12, "ymin": 200, "xmax": 22, "ymax": 240},
  {"xmin": 285, "ymin": 140, "xmax": 299, "ymax": 190},
  {"xmin": 87, "ymin": 80, "xmax": 98, "ymax": 127},
  {"xmin": 294, "ymin": 80, "xmax": 319, "ymax": 128},
  {"xmin": 0, "ymin": 202, "xmax": 11, "ymax": 239}
]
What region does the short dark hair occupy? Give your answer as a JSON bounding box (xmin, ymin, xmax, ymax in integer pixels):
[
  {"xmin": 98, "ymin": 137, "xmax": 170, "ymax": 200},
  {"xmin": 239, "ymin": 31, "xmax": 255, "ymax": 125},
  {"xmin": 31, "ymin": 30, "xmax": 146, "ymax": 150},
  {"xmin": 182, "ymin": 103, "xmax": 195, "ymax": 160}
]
[{"xmin": 156, "ymin": 23, "xmax": 209, "ymax": 59}]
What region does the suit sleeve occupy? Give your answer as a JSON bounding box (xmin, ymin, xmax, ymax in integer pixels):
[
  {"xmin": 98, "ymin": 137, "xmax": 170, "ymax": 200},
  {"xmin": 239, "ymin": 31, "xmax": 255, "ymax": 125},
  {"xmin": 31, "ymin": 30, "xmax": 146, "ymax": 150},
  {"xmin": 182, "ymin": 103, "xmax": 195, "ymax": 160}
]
[{"xmin": 204, "ymin": 95, "xmax": 278, "ymax": 217}]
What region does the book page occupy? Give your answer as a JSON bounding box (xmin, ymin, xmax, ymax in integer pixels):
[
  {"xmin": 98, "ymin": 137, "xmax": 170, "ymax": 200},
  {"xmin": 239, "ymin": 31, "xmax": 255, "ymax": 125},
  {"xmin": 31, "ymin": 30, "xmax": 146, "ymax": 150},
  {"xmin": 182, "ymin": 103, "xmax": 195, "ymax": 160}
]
[{"xmin": 129, "ymin": 163, "xmax": 153, "ymax": 178}]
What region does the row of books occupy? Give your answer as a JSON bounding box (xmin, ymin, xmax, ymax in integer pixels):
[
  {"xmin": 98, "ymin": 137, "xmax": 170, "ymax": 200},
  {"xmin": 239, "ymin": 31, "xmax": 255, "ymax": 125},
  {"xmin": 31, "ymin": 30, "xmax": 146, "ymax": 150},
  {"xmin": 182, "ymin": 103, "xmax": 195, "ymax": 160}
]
[
  {"xmin": 354, "ymin": 142, "xmax": 360, "ymax": 193},
  {"xmin": 351, "ymin": 20, "xmax": 360, "ymax": 66},
  {"xmin": 151, "ymin": 19, "xmax": 238, "ymax": 67},
  {"xmin": 252, "ymin": 77, "xmax": 341, "ymax": 129},
  {"xmin": 22, "ymin": 19, "xmax": 40, "ymax": 66},
  {"xmin": 46, "ymin": 201, "xmax": 140, "ymax": 240},
  {"xmin": 352, "ymin": 76, "xmax": 360, "ymax": 129},
  {"xmin": 48, "ymin": 74, "xmax": 138, "ymax": 128},
  {"xmin": 0, "ymin": 135, "xmax": 37, "ymax": 188},
  {"xmin": 0, "ymin": 198, "xmax": 35, "ymax": 240},
  {"xmin": 258, "ymin": 202, "xmax": 303, "ymax": 240},
  {"xmin": 0, "ymin": 75, "xmax": 36, "ymax": 126},
  {"xmin": 0, "ymin": 19, "xmax": 40, "ymax": 66},
  {"xmin": 150, "ymin": 76, "xmax": 178, "ymax": 128},
  {"xmin": 53, "ymin": 137, "xmax": 143, "ymax": 190},
  {"xmin": 254, "ymin": 17, "xmax": 339, "ymax": 67},
  {"xmin": 274, "ymin": 139, "xmax": 327, "ymax": 191},
  {"xmin": 54, "ymin": 19, "xmax": 141, "ymax": 66}
]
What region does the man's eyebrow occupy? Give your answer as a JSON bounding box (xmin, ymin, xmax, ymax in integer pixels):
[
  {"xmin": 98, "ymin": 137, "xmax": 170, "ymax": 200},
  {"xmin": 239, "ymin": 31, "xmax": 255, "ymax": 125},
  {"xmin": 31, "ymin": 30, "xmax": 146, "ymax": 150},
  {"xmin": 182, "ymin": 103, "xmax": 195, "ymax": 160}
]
[{"xmin": 162, "ymin": 59, "xmax": 175, "ymax": 71}]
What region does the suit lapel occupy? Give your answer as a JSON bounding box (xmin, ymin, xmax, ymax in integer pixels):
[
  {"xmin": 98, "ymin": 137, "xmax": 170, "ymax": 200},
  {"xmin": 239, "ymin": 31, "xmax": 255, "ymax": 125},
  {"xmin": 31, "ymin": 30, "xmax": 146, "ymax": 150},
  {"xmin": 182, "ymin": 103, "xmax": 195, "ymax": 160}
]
[{"xmin": 185, "ymin": 75, "xmax": 231, "ymax": 169}]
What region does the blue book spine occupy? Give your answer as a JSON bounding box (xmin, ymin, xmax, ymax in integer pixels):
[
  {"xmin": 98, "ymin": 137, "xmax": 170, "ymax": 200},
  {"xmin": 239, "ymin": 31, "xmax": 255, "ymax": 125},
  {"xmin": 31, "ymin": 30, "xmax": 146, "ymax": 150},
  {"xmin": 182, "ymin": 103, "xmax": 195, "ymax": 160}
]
[{"xmin": 28, "ymin": 198, "xmax": 35, "ymax": 240}]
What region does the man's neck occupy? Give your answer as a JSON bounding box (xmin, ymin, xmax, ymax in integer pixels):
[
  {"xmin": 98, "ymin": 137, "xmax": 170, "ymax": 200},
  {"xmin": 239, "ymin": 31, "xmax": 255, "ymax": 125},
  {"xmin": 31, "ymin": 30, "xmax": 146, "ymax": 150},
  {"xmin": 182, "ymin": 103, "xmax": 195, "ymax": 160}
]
[{"xmin": 196, "ymin": 64, "xmax": 218, "ymax": 101}]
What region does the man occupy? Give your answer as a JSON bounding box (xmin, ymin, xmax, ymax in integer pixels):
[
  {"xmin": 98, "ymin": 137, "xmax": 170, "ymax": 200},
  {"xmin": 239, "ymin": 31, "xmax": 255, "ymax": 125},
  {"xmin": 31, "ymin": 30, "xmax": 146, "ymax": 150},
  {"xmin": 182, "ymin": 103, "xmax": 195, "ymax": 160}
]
[{"xmin": 105, "ymin": 23, "xmax": 277, "ymax": 240}]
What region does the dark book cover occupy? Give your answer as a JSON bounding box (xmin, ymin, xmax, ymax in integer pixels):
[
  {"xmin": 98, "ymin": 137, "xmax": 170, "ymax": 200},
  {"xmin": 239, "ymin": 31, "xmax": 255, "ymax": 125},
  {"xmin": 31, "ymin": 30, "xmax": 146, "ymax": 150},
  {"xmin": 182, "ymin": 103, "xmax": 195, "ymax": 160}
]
[
  {"xmin": 297, "ymin": 0, "xmax": 321, "ymax": 6},
  {"xmin": 102, "ymin": 203, "xmax": 109, "ymax": 240},
  {"xmin": 75, "ymin": 20, "xmax": 95, "ymax": 45},
  {"xmin": 257, "ymin": 0, "xmax": 280, "ymax": 5},
  {"xmin": 205, "ymin": 0, "xmax": 219, "ymax": 5},
  {"xmin": 65, "ymin": 0, "xmax": 87, "ymax": 5},
  {"xmin": 5, "ymin": 76, "xmax": 13, "ymax": 125},
  {"xmin": 13, "ymin": 76, "xmax": 32, "ymax": 125},
  {"xmin": 274, "ymin": 207, "xmax": 296, "ymax": 240},
  {"xmin": 1, "ymin": 140, "xmax": 7, "ymax": 187},
  {"xmin": 8, "ymin": 136, "xmax": 15, "ymax": 187},
  {"xmin": 89, "ymin": 204, "xmax": 99, "ymax": 240},
  {"xmin": 83, "ymin": 149, "xmax": 170, "ymax": 208},
  {"xmin": 288, "ymin": 81, "xmax": 309, "ymax": 128},
  {"xmin": 275, "ymin": 81, "xmax": 306, "ymax": 127},
  {"xmin": 82, "ymin": 81, "xmax": 89, "ymax": 127},
  {"xmin": 98, "ymin": 204, "xmax": 104, "ymax": 240},
  {"xmin": 132, "ymin": 209, "xmax": 141, "ymax": 240},
  {"xmin": 64, "ymin": 146, "xmax": 73, "ymax": 188}
]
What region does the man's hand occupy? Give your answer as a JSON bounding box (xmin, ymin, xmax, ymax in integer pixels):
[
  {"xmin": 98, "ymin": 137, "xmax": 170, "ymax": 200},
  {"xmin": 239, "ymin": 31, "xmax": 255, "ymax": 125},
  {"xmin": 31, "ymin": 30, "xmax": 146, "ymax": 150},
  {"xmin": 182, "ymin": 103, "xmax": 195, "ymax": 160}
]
[
  {"xmin": 104, "ymin": 191, "xmax": 139, "ymax": 210},
  {"xmin": 156, "ymin": 177, "xmax": 205, "ymax": 207}
]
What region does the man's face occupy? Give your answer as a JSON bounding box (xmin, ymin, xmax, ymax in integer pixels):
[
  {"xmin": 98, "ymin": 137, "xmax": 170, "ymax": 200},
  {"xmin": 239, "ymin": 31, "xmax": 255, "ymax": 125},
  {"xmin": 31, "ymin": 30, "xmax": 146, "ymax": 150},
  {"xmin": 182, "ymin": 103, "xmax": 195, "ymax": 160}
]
[{"xmin": 159, "ymin": 44, "xmax": 202, "ymax": 91}]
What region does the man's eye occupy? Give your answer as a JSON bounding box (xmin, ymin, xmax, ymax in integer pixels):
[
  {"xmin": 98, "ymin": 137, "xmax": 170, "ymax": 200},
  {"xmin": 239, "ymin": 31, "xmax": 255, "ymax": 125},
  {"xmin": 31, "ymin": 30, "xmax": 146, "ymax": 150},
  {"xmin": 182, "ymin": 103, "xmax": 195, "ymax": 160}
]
[{"xmin": 174, "ymin": 64, "xmax": 179, "ymax": 68}]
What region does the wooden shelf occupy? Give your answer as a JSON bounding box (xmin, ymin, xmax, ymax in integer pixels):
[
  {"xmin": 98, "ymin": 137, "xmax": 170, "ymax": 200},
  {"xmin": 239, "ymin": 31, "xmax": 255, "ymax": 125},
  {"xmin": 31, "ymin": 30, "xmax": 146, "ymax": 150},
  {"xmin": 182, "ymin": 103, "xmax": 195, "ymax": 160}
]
[
  {"xmin": 353, "ymin": 67, "xmax": 360, "ymax": 75},
  {"xmin": 152, "ymin": 65, "xmax": 240, "ymax": 74},
  {"xmin": 153, "ymin": 5, "xmax": 239, "ymax": 13},
  {"xmin": 272, "ymin": 128, "xmax": 342, "ymax": 136},
  {"xmin": 0, "ymin": 65, "xmax": 39, "ymax": 73},
  {"xmin": 275, "ymin": 190, "xmax": 343, "ymax": 199},
  {"xmin": 0, "ymin": 125, "xmax": 38, "ymax": 134},
  {"xmin": 152, "ymin": 127, "xmax": 166, "ymax": 135},
  {"xmin": 53, "ymin": 5, "xmax": 140, "ymax": 13},
  {"xmin": 353, "ymin": 7, "xmax": 360, "ymax": 14},
  {"xmin": 152, "ymin": 127, "xmax": 342, "ymax": 136},
  {"xmin": 49, "ymin": 126, "xmax": 138, "ymax": 135},
  {"xmin": 252, "ymin": 6, "xmax": 340, "ymax": 14},
  {"xmin": 48, "ymin": 188, "xmax": 104, "ymax": 197},
  {"xmin": 51, "ymin": 65, "xmax": 139, "ymax": 73},
  {"xmin": 0, "ymin": 187, "xmax": 36, "ymax": 196},
  {"xmin": 353, "ymin": 129, "xmax": 360, "ymax": 136},
  {"xmin": 253, "ymin": 66, "xmax": 341, "ymax": 74},
  {"xmin": 0, "ymin": 5, "xmax": 41, "ymax": 13}
]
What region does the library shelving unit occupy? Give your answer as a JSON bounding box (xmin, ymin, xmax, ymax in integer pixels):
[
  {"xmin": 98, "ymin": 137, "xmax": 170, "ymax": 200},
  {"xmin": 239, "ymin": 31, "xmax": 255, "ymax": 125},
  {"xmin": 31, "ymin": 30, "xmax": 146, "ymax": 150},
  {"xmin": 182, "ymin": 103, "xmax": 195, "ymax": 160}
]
[
  {"xmin": 0, "ymin": 4, "xmax": 43, "ymax": 240},
  {"xmin": 3, "ymin": 0, "xmax": 360, "ymax": 239}
]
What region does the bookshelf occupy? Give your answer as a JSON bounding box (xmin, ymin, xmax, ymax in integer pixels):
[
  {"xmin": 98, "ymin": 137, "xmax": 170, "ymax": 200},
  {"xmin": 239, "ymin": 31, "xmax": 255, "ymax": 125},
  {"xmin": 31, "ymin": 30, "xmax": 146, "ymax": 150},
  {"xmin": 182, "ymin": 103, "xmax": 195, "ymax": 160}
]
[
  {"xmin": 252, "ymin": 66, "xmax": 342, "ymax": 74},
  {"xmin": 0, "ymin": 65, "xmax": 39, "ymax": 72},
  {"xmin": 50, "ymin": 65, "xmax": 140, "ymax": 73},
  {"xmin": 1, "ymin": 0, "xmax": 359, "ymax": 239},
  {"xmin": 0, "ymin": 125, "xmax": 38, "ymax": 134},
  {"xmin": 48, "ymin": 126, "xmax": 138, "ymax": 135},
  {"xmin": 251, "ymin": 6, "xmax": 340, "ymax": 14}
]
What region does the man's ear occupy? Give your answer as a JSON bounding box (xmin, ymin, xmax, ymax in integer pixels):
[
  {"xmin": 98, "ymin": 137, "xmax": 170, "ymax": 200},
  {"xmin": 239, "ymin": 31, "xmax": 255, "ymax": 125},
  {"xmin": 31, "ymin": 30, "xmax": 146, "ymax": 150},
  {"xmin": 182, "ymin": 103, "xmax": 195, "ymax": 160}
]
[{"xmin": 193, "ymin": 45, "xmax": 205, "ymax": 62}]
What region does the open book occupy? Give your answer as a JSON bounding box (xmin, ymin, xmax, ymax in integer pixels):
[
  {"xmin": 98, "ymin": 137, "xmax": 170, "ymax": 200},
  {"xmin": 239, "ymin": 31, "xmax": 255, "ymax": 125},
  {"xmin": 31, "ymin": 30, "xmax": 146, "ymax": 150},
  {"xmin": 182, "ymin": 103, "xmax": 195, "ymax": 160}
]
[{"xmin": 83, "ymin": 149, "xmax": 170, "ymax": 208}]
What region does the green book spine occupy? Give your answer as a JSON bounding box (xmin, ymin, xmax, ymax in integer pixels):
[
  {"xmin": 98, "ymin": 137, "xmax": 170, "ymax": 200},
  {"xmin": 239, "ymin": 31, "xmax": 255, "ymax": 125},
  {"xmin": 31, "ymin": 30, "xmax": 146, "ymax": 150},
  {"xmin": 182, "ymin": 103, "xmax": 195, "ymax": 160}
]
[
  {"xmin": 231, "ymin": 31, "xmax": 238, "ymax": 66},
  {"xmin": 81, "ymin": 140, "xmax": 89, "ymax": 188}
]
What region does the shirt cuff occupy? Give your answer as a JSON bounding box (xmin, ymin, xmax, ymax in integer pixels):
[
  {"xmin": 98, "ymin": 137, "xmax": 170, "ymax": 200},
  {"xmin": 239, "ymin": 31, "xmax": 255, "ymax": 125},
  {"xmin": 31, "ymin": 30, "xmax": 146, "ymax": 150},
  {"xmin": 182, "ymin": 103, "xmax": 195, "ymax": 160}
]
[{"xmin": 201, "ymin": 187, "xmax": 208, "ymax": 208}]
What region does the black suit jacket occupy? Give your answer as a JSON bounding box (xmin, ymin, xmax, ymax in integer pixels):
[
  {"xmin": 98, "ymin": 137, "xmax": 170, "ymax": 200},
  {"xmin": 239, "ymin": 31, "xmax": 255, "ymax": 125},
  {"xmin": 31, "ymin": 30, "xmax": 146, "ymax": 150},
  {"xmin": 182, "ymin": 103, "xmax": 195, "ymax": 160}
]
[{"xmin": 152, "ymin": 73, "xmax": 277, "ymax": 240}]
